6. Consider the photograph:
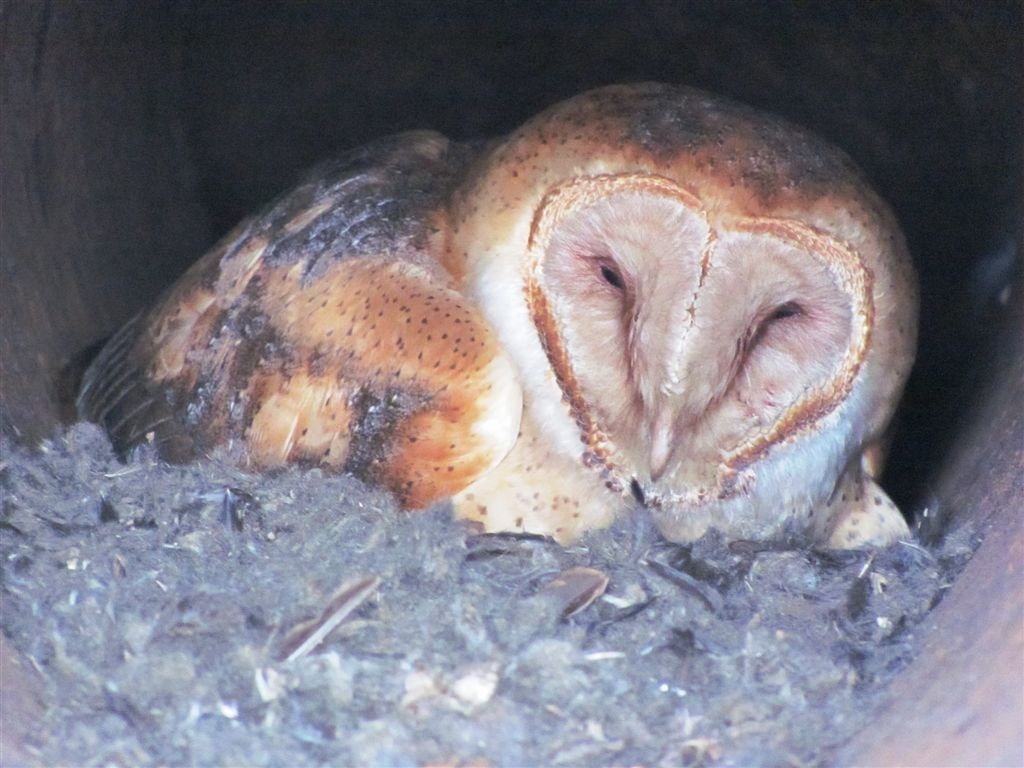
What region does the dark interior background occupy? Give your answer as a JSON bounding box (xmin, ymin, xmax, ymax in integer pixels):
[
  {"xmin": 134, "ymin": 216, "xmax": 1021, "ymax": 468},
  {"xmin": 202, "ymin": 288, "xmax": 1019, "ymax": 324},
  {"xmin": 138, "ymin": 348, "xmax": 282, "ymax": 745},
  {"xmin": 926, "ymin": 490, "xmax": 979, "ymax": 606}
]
[{"xmin": 2, "ymin": 0, "xmax": 1021, "ymax": 514}]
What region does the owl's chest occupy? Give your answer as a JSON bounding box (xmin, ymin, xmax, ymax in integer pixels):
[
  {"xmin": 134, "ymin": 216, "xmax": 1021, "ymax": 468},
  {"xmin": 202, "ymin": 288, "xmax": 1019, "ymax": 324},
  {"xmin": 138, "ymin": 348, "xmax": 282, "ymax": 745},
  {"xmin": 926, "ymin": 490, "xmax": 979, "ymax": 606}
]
[{"xmin": 451, "ymin": 397, "xmax": 631, "ymax": 541}]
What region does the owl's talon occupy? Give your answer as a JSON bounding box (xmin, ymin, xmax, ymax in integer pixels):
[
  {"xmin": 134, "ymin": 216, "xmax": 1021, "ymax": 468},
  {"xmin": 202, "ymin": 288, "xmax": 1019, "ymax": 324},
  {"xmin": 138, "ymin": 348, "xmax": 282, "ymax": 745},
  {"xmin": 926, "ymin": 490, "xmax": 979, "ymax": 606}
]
[{"xmin": 817, "ymin": 463, "xmax": 911, "ymax": 550}]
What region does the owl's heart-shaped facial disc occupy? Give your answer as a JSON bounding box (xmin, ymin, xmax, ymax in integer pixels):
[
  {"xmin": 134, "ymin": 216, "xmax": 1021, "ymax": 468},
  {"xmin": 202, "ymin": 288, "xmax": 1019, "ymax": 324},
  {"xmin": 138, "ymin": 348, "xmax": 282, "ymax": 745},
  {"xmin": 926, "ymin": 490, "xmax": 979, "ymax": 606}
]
[{"xmin": 526, "ymin": 174, "xmax": 872, "ymax": 511}]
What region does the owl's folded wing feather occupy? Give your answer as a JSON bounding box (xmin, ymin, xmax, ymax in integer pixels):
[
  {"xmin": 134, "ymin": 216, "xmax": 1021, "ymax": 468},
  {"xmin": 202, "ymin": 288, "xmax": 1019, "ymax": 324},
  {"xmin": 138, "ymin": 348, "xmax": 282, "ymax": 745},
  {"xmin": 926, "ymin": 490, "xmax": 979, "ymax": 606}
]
[{"xmin": 78, "ymin": 131, "xmax": 522, "ymax": 507}]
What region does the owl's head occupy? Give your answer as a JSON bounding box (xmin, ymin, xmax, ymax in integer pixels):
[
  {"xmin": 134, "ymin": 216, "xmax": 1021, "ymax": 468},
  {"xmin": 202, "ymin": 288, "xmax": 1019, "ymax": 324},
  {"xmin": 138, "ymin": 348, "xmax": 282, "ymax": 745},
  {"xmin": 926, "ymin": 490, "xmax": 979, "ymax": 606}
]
[{"xmin": 455, "ymin": 83, "xmax": 917, "ymax": 540}]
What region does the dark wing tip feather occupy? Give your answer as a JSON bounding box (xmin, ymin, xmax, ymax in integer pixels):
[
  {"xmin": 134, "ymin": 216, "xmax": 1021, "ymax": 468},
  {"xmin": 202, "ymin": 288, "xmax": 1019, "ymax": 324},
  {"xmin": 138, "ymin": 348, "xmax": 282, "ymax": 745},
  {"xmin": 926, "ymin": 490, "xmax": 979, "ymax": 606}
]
[{"xmin": 76, "ymin": 315, "xmax": 194, "ymax": 462}]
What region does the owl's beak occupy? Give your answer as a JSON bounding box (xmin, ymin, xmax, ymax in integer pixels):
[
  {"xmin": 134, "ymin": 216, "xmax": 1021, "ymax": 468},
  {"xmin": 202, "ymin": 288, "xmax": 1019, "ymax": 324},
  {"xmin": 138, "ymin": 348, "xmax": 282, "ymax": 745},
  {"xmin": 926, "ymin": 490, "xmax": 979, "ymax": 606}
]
[{"xmin": 648, "ymin": 412, "xmax": 676, "ymax": 482}]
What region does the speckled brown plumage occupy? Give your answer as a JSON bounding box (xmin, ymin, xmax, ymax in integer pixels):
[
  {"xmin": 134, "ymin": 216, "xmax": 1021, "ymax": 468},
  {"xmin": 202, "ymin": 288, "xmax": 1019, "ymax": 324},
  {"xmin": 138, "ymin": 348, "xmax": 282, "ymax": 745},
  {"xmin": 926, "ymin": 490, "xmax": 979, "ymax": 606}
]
[{"xmin": 79, "ymin": 83, "xmax": 918, "ymax": 548}]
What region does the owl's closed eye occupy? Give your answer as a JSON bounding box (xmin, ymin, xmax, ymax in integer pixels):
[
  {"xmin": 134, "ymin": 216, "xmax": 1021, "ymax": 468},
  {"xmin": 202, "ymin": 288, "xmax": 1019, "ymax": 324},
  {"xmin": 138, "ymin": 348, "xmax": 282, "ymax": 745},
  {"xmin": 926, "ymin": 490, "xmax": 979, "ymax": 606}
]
[{"xmin": 78, "ymin": 83, "xmax": 917, "ymax": 549}]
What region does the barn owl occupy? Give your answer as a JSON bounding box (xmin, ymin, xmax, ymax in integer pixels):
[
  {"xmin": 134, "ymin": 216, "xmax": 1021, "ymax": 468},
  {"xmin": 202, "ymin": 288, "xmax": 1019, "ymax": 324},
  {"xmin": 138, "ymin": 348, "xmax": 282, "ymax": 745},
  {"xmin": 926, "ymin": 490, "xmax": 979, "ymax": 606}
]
[{"xmin": 78, "ymin": 83, "xmax": 917, "ymax": 549}]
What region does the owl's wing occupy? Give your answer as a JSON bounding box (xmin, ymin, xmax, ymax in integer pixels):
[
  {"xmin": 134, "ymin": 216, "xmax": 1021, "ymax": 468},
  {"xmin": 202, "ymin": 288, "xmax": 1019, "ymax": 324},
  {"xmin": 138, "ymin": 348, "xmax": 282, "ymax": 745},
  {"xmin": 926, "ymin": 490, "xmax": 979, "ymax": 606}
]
[{"xmin": 78, "ymin": 131, "xmax": 523, "ymax": 508}]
